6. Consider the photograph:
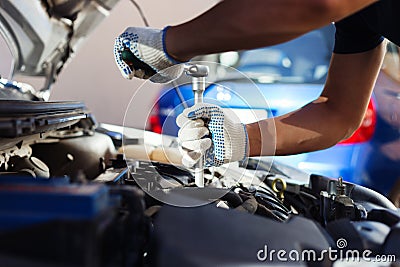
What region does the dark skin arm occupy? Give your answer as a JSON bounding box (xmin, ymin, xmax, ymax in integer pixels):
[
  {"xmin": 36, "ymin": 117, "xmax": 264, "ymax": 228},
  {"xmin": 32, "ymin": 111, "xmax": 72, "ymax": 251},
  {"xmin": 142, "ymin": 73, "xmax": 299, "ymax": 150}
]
[
  {"xmin": 166, "ymin": 0, "xmax": 378, "ymax": 61},
  {"xmin": 246, "ymin": 41, "xmax": 387, "ymax": 156}
]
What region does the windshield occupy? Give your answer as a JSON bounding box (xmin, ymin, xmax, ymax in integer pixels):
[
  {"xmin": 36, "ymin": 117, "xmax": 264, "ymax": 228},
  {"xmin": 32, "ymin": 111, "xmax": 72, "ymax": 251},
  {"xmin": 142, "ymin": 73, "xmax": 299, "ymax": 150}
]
[{"xmin": 218, "ymin": 25, "xmax": 335, "ymax": 84}]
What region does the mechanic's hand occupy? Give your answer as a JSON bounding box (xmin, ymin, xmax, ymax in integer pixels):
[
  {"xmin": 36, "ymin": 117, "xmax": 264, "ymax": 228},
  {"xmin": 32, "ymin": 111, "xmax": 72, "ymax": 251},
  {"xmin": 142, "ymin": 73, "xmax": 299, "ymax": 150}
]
[
  {"xmin": 113, "ymin": 26, "xmax": 183, "ymax": 83},
  {"xmin": 176, "ymin": 103, "xmax": 248, "ymax": 167}
]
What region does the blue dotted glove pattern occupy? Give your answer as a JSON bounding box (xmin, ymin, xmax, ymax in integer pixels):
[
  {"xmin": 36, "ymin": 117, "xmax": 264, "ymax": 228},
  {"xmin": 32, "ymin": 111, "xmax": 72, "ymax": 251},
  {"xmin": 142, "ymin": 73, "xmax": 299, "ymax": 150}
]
[
  {"xmin": 188, "ymin": 105, "xmax": 227, "ymax": 167},
  {"xmin": 114, "ymin": 31, "xmax": 154, "ymax": 78}
]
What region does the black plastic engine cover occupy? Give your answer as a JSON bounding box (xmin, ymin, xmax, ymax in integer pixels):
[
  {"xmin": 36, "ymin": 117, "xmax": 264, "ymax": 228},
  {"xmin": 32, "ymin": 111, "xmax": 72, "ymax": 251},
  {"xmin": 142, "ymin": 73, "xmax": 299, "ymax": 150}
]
[{"xmin": 149, "ymin": 203, "xmax": 332, "ymax": 266}]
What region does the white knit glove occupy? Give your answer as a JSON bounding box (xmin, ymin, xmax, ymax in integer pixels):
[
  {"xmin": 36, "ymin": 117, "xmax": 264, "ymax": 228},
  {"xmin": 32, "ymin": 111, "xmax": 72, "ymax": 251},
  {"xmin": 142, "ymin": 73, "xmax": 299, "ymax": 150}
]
[
  {"xmin": 176, "ymin": 103, "xmax": 249, "ymax": 167},
  {"xmin": 113, "ymin": 26, "xmax": 183, "ymax": 83}
]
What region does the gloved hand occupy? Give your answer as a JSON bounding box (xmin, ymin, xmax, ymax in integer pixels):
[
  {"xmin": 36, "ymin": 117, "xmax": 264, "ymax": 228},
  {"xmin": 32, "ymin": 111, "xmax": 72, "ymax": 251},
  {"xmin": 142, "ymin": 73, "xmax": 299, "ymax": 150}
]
[
  {"xmin": 113, "ymin": 26, "xmax": 183, "ymax": 83},
  {"xmin": 176, "ymin": 103, "xmax": 248, "ymax": 167}
]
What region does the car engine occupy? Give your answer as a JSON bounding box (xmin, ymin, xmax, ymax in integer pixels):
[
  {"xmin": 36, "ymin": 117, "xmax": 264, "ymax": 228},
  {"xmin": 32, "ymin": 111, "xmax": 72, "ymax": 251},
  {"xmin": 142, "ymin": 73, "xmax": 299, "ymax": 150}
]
[{"xmin": 0, "ymin": 107, "xmax": 398, "ymax": 267}]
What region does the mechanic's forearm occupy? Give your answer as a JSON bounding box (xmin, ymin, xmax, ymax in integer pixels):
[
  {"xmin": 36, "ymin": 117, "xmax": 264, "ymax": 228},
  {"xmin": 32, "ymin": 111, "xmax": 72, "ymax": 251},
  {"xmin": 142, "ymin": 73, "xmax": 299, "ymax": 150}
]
[
  {"xmin": 166, "ymin": 0, "xmax": 378, "ymax": 61},
  {"xmin": 246, "ymin": 98, "xmax": 348, "ymax": 156},
  {"xmin": 246, "ymin": 42, "xmax": 387, "ymax": 157}
]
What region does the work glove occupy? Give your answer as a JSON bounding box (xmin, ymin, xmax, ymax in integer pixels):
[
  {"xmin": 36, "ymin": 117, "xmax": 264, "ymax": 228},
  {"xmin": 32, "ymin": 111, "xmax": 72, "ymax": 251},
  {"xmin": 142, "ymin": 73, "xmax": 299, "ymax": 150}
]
[
  {"xmin": 176, "ymin": 103, "xmax": 248, "ymax": 168},
  {"xmin": 113, "ymin": 26, "xmax": 183, "ymax": 83}
]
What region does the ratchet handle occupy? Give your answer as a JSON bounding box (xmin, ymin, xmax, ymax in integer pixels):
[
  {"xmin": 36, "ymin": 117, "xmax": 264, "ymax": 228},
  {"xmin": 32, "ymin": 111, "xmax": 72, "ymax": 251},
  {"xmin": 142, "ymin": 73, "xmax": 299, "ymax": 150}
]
[
  {"xmin": 193, "ymin": 87, "xmax": 205, "ymax": 187},
  {"xmin": 185, "ymin": 64, "xmax": 209, "ymax": 188}
]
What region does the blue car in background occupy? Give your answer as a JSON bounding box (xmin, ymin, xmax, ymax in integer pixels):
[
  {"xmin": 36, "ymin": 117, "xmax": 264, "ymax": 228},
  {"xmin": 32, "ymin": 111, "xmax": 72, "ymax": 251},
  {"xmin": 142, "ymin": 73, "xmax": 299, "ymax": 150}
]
[{"xmin": 148, "ymin": 24, "xmax": 400, "ymax": 204}]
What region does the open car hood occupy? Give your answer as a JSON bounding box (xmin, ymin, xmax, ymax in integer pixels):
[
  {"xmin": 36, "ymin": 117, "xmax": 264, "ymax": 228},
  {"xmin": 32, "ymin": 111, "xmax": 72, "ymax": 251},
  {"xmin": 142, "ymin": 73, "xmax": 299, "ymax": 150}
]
[{"xmin": 0, "ymin": 0, "xmax": 119, "ymax": 100}]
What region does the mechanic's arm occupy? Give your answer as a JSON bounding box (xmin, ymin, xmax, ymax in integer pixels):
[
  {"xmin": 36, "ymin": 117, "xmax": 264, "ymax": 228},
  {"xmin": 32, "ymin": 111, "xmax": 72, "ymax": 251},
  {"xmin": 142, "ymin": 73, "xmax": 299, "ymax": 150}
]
[
  {"xmin": 247, "ymin": 41, "xmax": 387, "ymax": 156},
  {"xmin": 114, "ymin": 0, "xmax": 378, "ymax": 81},
  {"xmin": 166, "ymin": 0, "xmax": 378, "ymax": 61}
]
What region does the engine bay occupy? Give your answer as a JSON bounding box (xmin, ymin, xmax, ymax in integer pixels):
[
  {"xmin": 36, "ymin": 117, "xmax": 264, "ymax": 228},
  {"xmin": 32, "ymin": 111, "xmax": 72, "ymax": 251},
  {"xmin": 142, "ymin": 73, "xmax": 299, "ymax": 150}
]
[{"xmin": 0, "ymin": 104, "xmax": 398, "ymax": 267}]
